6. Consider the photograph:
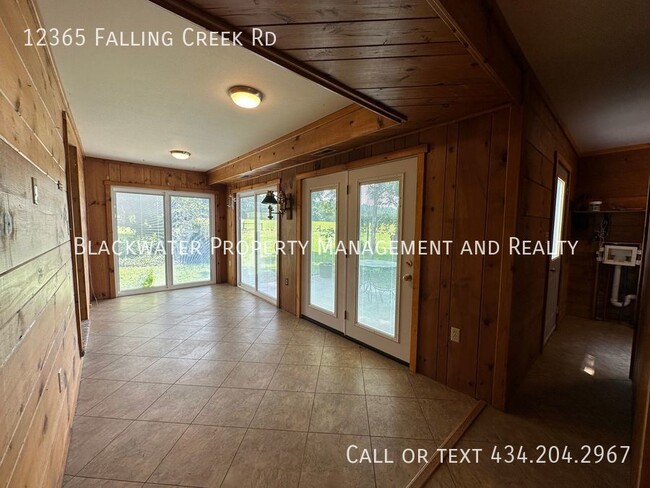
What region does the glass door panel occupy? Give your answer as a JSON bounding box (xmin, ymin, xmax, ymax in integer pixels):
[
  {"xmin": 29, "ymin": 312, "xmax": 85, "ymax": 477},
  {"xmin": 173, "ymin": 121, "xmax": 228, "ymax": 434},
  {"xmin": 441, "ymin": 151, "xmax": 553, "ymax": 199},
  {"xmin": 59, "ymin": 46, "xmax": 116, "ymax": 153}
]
[
  {"xmin": 238, "ymin": 194, "xmax": 256, "ymax": 289},
  {"xmin": 114, "ymin": 191, "xmax": 167, "ymax": 293},
  {"xmin": 256, "ymin": 194, "xmax": 278, "ymax": 300},
  {"xmin": 356, "ymin": 180, "xmax": 400, "ymax": 338},
  {"xmin": 309, "ymin": 188, "xmax": 337, "ymax": 313},
  {"xmin": 170, "ymin": 195, "xmax": 213, "ymax": 286}
]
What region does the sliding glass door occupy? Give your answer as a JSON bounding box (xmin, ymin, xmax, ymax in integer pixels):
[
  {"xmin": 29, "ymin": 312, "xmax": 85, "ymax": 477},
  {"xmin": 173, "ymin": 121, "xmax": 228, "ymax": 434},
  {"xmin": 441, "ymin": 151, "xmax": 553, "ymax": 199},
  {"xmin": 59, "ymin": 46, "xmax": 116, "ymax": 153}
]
[
  {"xmin": 237, "ymin": 186, "xmax": 279, "ymax": 303},
  {"xmin": 112, "ymin": 187, "xmax": 215, "ymax": 296}
]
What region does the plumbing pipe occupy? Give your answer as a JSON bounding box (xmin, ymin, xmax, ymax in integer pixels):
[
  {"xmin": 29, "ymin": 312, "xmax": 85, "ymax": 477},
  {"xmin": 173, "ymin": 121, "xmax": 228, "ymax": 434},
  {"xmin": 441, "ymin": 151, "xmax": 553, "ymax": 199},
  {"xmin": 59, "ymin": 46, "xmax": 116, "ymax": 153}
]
[{"xmin": 610, "ymin": 265, "xmax": 636, "ymax": 308}]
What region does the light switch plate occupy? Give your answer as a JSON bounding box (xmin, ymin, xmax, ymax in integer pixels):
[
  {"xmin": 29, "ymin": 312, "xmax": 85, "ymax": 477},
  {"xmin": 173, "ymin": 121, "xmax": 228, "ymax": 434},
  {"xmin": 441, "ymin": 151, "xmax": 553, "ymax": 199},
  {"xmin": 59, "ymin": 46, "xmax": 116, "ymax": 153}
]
[{"xmin": 450, "ymin": 327, "xmax": 461, "ymax": 343}]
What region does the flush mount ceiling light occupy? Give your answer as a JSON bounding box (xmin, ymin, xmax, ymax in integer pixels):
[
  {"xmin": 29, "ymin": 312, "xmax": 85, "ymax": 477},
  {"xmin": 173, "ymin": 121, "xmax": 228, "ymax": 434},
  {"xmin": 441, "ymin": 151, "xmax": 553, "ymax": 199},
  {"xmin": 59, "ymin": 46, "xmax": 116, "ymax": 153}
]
[
  {"xmin": 228, "ymin": 85, "xmax": 263, "ymax": 109},
  {"xmin": 170, "ymin": 150, "xmax": 191, "ymax": 160}
]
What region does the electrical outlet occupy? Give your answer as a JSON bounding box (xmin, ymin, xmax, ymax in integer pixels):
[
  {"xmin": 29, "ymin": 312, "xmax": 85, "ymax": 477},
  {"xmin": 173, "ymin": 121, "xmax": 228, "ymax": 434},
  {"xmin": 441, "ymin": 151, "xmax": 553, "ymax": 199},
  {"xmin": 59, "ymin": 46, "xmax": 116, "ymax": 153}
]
[
  {"xmin": 284, "ymin": 278, "xmax": 289, "ymax": 286},
  {"xmin": 450, "ymin": 327, "xmax": 461, "ymax": 343}
]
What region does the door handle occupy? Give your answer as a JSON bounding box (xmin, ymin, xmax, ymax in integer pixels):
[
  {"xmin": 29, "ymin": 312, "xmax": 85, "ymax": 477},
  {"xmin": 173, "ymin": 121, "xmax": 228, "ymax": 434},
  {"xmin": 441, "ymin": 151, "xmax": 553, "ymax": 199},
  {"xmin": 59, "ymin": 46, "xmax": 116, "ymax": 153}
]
[{"xmin": 402, "ymin": 274, "xmax": 413, "ymax": 282}]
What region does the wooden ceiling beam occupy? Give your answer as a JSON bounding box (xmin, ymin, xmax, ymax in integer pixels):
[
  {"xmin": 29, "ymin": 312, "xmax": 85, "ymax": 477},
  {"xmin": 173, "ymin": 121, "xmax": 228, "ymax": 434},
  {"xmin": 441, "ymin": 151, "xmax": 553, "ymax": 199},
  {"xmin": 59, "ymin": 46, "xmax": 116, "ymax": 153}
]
[
  {"xmin": 206, "ymin": 105, "xmax": 398, "ymax": 184},
  {"xmin": 425, "ymin": 0, "xmax": 523, "ymax": 102},
  {"xmin": 147, "ymin": 0, "xmax": 406, "ymax": 123}
]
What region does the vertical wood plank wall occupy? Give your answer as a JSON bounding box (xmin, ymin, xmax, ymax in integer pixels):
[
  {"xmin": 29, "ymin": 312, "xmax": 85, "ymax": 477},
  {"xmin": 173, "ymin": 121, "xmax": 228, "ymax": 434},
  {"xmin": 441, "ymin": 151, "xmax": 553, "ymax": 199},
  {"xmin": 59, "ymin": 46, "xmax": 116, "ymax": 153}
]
[
  {"xmin": 226, "ymin": 106, "xmax": 521, "ymax": 404},
  {"xmin": 506, "ymin": 84, "xmax": 578, "ymax": 399},
  {"xmin": 83, "ymin": 157, "xmax": 227, "ymax": 299},
  {"xmin": 0, "ymin": 0, "xmax": 83, "ymax": 486}
]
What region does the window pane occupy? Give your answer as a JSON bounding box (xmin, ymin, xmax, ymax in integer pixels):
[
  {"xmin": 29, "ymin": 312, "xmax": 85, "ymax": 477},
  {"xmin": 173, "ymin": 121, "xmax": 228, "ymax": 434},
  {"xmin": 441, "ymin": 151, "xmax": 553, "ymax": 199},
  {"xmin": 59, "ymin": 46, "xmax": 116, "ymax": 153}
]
[
  {"xmin": 356, "ymin": 180, "xmax": 399, "ymax": 337},
  {"xmin": 256, "ymin": 193, "xmax": 277, "ymax": 300},
  {"xmin": 114, "ymin": 192, "xmax": 166, "ymax": 292},
  {"xmin": 170, "ymin": 196, "xmax": 212, "ymax": 285},
  {"xmin": 239, "ymin": 195, "xmax": 256, "ymax": 288},
  {"xmin": 551, "ymin": 177, "xmax": 566, "ymax": 259},
  {"xmin": 309, "ymin": 188, "xmax": 337, "ymax": 313}
]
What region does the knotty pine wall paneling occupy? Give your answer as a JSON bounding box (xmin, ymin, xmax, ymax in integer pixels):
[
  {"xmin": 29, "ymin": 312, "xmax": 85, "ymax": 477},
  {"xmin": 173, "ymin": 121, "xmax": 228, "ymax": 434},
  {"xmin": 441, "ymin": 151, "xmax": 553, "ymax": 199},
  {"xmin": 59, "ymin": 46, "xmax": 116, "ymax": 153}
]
[
  {"xmin": 83, "ymin": 157, "xmax": 226, "ymax": 299},
  {"xmin": 227, "ymin": 106, "xmax": 521, "ymax": 406},
  {"xmin": 0, "ymin": 0, "xmax": 83, "ymax": 486}
]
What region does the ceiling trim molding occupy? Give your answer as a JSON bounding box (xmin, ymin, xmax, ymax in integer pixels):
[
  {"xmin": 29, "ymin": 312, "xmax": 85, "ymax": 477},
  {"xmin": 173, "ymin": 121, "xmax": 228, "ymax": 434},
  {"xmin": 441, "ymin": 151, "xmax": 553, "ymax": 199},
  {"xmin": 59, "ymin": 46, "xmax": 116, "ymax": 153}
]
[
  {"xmin": 425, "ymin": 0, "xmax": 522, "ymax": 103},
  {"xmin": 147, "ymin": 0, "xmax": 406, "ymax": 123},
  {"xmin": 206, "ymin": 105, "xmax": 398, "ymax": 184}
]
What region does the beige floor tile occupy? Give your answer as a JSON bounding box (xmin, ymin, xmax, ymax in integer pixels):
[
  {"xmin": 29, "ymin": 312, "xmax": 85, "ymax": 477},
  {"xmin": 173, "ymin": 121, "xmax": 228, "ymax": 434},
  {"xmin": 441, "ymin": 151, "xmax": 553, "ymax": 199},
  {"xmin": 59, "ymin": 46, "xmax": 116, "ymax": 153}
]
[
  {"xmin": 125, "ymin": 324, "xmax": 173, "ymax": 338},
  {"xmin": 363, "ymin": 368, "xmax": 416, "ymax": 397},
  {"xmin": 85, "ymin": 334, "xmax": 120, "ymax": 352},
  {"xmin": 140, "ymin": 384, "xmax": 216, "ymax": 423},
  {"xmin": 366, "ymin": 396, "xmax": 432, "ymax": 439},
  {"xmin": 221, "ymin": 327, "xmax": 264, "ymax": 343},
  {"xmin": 156, "ymin": 325, "xmax": 202, "ymax": 340},
  {"xmin": 78, "ymin": 420, "xmax": 187, "ymax": 482},
  {"xmin": 316, "ymin": 366, "xmax": 365, "ymax": 394},
  {"xmin": 289, "ymin": 330, "xmax": 326, "ymax": 346},
  {"xmin": 127, "ymin": 338, "xmax": 183, "ymax": 357},
  {"xmin": 221, "ymin": 429, "xmax": 307, "ymax": 488},
  {"xmin": 299, "ymin": 433, "xmax": 374, "ymax": 488},
  {"xmin": 241, "ymin": 343, "xmax": 287, "ymax": 363},
  {"xmin": 93, "ymin": 336, "xmax": 150, "ymax": 355},
  {"xmin": 176, "ymin": 360, "xmax": 237, "ymax": 387},
  {"xmin": 179, "ymin": 315, "xmax": 214, "ymax": 327},
  {"xmin": 85, "ymin": 382, "xmax": 169, "ymax": 419},
  {"xmin": 309, "ymin": 393, "xmax": 369, "ymax": 435},
  {"xmin": 221, "ymin": 361, "xmax": 278, "ymax": 389},
  {"xmin": 64, "ymin": 416, "xmax": 131, "ymax": 475},
  {"xmin": 255, "ymin": 329, "xmax": 295, "ymax": 345},
  {"xmin": 75, "ymin": 378, "xmax": 126, "ymax": 415},
  {"xmin": 166, "ymin": 340, "xmax": 216, "ymax": 359},
  {"xmin": 422, "ymin": 465, "xmax": 457, "ymax": 488},
  {"xmin": 149, "ymin": 425, "xmax": 245, "ymax": 486},
  {"xmin": 189, "ymin": 327, "xmax": 233, "ymax": 341},
  {"xmin": 194, "ymin": 387, "xmax": 265, "ymax": 427},
  {"xmin": 419, "ymin": 398, "xmax": 478, "ymax": 441},
  {"xmin": 323, "ymin": 333, "xmax": 359, "ymax": 349},
  {"xmin": 90, "ymin": 356, "xmax": 159, "ymax": 381},
  {"xmin": 133, "ymin": 358, "xmax": 197, "ymax": 383},
  {"xmin": 268, "ymin": 364, "xmax": 320, "ymax": 392},
  {"xmin": 360, "ymin": 349, "xmax": 403, "ymax": 369},
  {"xmin": 63, "ymin": 478, "xmax": 142, "ymax": 488},
  {"xmin": 281, "ymin": 345, "xmax": 323, "ymax": 365},
  {"xmin": 321, "ymin": 347, "xmax": 362, "ymax": 368},
  {"xmin": 202, "ymin": 342, "xmax": 251, "ymax": 361},
  {"xmin": 250, "ymin": 390, "xmax": 314, "ymax": 431},
  {"xmin": 408, "ymin": 373, "xmax": 472, "ymax": 401},
  {"xmin": 371, "ymin": 436, "xmax": 440, "ymax": 488},
  {"xmin": 81, "ymin": 353, "xmax": 122, "ymax": 378}
]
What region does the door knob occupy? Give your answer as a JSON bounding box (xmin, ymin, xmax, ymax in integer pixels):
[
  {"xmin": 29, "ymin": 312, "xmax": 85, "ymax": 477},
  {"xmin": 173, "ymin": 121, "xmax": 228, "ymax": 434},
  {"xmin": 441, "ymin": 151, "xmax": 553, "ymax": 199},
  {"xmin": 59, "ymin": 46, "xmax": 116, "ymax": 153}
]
[{"xmin": 403, "ymin": 274, "xmax": 413, "ymax": 282}]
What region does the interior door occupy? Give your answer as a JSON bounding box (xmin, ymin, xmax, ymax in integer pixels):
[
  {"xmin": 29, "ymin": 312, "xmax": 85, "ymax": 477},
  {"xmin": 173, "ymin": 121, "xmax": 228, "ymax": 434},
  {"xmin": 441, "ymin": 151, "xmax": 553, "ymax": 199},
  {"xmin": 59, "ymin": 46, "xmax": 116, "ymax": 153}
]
[
  {"xmin": 300, "ymin": 157, "xmax": 418, "ymax": 362},
  {"xmin": 544, "ymin": 163, "xmax": 569, "ymax": 344},
  {"xmin": 301, "ymin": 172, "xmax": 347, "ymax": 332}
]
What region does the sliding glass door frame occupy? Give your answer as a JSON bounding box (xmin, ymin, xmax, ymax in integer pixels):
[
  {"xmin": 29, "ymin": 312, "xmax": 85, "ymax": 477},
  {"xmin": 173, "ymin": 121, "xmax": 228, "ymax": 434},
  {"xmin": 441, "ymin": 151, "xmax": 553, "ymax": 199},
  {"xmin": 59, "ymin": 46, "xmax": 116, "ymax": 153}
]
[
  {"xmin": 236, "ymin": 185, "xmax": 280, "ymax": 305},
  {"xmin": 111, "ymin": 186, "xmax": 216, "ymax": 297}
]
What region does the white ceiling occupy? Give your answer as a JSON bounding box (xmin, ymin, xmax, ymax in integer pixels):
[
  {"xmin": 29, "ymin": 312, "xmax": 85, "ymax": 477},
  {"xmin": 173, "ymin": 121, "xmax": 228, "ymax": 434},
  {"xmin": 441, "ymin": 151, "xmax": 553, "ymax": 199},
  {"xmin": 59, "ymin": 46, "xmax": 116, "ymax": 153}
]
[
  {"xmin": 36, "ymin": 0, "xmax": 350, "ymax": 171},
  {"xmin": 497, "ymin": 0, "xmax": 650, "ymax": 154}
]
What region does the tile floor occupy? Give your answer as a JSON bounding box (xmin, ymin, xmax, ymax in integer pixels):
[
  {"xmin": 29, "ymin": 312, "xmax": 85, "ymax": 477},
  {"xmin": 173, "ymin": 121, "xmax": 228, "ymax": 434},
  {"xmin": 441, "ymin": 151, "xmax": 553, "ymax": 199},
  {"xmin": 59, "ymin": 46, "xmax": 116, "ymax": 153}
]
[
  {"xmin": 424, "ymin": 315, "xmax": 634, "ymax": 487},
  {"xmin": 63, "ymin": 285, "xmax": 478, "ymax": 488}
]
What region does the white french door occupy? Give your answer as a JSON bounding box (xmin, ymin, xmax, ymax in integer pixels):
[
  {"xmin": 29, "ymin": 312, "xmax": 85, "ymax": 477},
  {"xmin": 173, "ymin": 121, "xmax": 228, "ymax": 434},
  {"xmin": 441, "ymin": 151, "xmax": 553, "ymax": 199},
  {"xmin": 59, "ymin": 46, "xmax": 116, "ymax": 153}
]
[
  {"xmin": 301, "ymin": 157, "xmax": 418, "ymax": 362},
  {"xmin": 237, "ymin": 186, "xmax": 279, "ymax": 304},
  {"xmin": 112, "ymin": 187, "xmax": 215, "ymax": 296}
]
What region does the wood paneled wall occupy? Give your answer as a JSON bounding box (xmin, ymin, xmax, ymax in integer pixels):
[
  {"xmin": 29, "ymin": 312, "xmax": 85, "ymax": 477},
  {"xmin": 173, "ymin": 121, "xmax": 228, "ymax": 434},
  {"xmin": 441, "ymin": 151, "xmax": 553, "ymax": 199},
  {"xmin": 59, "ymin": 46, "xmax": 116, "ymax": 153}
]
[
  {"xmin": 83, "ymin": 157, "xmax": 227, "ymax": 299},
  {"xmin": 568, "ymin": 147, "xmax": 650, "ymax": 318},
  {"xmin": 506, "ymin": 83, "xmax": 578, "ymax": 399},
  {"xmin": 0, "ymin": 0, "xmax": 83, "ymax": 486},
  {"xmin": 226, "ymin": 106, "xmax": 522, "ymax": 406}
]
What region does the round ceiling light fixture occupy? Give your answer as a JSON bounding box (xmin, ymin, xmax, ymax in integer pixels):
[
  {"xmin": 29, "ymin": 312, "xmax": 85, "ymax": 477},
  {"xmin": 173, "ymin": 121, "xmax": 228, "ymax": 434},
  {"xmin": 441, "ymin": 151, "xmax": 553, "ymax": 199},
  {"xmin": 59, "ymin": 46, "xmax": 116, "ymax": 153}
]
[
  {"xmin": 170, "ymin": 150, "xmax": 191, "ymax": 160},
  {"xmin": 228, "ymin": 85, "xmax": 263, "ymax": 109}
]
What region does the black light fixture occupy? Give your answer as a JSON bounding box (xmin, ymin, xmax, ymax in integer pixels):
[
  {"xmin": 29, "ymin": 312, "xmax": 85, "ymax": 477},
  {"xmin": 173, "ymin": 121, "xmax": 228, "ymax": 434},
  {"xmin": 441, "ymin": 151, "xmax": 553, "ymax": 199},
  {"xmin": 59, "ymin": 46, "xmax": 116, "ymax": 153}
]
[{"xmin": 262, "ymin": 190, "xmax": 292, "ymax": 220}]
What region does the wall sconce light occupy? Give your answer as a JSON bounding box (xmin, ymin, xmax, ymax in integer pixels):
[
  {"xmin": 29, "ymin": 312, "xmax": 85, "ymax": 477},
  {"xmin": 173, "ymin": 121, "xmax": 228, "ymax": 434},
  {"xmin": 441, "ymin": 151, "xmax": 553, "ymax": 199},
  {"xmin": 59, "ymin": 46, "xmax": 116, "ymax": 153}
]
[{"xmin": 261, "ymin": 190, "xmax": 292, "ymax": 220}]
